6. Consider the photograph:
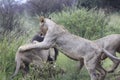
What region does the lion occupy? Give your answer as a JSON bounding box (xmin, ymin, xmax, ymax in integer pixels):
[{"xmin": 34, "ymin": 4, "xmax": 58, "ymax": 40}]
[
  {"xmin": 10, "ymin": 33, "xmax": 59, "ymax": 79},
  {"xmin": 76, "ymin": 34, "xmax": 120, "ymax": 73},
  {"xmin": 18, "ymin": 17, "xmax": 120, "ymax": 80},
  {"xmin": 96, "ymin": 34, "xmax": 120, "ymax": 72}
]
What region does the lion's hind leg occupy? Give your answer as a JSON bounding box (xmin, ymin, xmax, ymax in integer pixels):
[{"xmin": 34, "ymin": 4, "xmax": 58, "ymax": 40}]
[
  {"xmin": 107, "ymin": 51, "xmax": 119, "ymax": 73},
  {"xmin": 84, "ymin": 56, "xmax": 99, "ymax": 80},
  {"xmin": 96, "ymin": 62, "xmax": 106, "ymax": 80}
]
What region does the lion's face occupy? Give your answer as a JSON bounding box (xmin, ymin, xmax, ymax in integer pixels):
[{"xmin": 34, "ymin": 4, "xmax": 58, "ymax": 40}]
[
  {"xmin": 39, "ymin": 16, "xmax": 55, "ymax": 36},
  {"xmin": 40, "ymin": 23, "xmax": 48, "ymax": 36},
  {"xmin": 39, "ymin": 16, "xmax": 48, "ymax": 36}
]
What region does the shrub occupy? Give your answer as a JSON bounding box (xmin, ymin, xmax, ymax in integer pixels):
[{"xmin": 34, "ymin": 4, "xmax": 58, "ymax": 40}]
[
  {"xmin": 105, "ymin": 13, "xmax": 120, "ymax": 35},
  {"xmin": 50, "ymin": 8, "xmax": 108, "ymax": 39}
]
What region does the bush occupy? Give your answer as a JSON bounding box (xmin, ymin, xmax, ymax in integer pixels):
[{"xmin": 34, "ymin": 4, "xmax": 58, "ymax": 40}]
[
  {"xmin": 50, "ymin": 8, "xmax": 108, "ymax": 39},
  {"xmin": 105, "ymin": 13, "xmax": 120, "ymax": 35}
]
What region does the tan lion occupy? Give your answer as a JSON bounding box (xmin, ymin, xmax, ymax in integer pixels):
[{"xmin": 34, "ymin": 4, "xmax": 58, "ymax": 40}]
[
  {"xmin": 77, "ymin": 34, "xmax": 120, "ymax": 73},
  {"xmin": 96, "ymin": 34, "xmax": 120, "ymax": 73},
  {"xmin": 18, "ymin": 17, "xmax": 120, "ymax": 80}
]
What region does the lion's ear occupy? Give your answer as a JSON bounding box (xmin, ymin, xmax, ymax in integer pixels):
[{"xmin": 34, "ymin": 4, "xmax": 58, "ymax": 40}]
[{"xmin": 40, "ymin": 16, "xmax": 45, "ymax": 23}]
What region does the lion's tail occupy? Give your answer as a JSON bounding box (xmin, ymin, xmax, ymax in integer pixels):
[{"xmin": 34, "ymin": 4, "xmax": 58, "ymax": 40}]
[
  {"xmin": 10, "ymin": 54, "xmax": 21, "ymax": 80},
  {"xmin": 103, "ymin": 48, "xmax": 120, "ymax": 61}
]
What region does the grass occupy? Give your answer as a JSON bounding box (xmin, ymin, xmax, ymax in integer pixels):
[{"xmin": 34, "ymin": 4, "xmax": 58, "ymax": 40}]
[
  {"xmin": 54, "ymin": 53, "xmax": 90, "ymax": 80},
  {"xmin": 0, "ymin": 33, "xmax": 26, "ymax": 80}
]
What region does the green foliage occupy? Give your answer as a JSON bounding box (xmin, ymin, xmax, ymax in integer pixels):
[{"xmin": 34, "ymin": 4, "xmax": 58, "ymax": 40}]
[
  {"xmin": 0, "ymin": 32, "xmax": 28, "ymax": 80},
  {"xmin": 50, "ymin": 8, "xmax": 108, "ymax": 39},
  {"xmin": 0, "ymin": 15, "xmax": 41, "ymax": 80},
  {"xmin": 105, "ymin": 13, "xmax": 120, "ymax": 35}
]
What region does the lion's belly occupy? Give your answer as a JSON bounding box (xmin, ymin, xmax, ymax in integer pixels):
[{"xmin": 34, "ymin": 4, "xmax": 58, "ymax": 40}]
[{"xmin": 56, "ymin": 41, "xmax": 86, "ymax": 60}]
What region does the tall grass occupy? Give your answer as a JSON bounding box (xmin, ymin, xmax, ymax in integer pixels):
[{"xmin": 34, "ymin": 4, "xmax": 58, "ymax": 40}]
[
  {"xmin": 0, "ymin": 32, "xmax": 27, "ymax": 80},
  {"xmin": 0, "ymin": 15, "xmax": 40, "ymax": 79}
]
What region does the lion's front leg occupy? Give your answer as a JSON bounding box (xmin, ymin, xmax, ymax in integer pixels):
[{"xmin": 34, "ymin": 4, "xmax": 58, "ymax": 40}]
[{"xmin": 19, "ymin": 41, "xmax": 52, "ymax": 52}]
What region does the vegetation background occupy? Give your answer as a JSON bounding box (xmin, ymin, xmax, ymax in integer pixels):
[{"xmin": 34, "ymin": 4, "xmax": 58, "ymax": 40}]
[{"xmin": 0, "ymin": 0, "xmax": 120, "ymax": 80}]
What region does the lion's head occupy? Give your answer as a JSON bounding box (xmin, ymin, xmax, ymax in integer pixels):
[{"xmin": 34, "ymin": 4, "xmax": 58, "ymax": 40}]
[
  {"xmin": 40, "ymin": 16, "xmax": 55, "ymax": 36},
  {"xmin": 39, "ymin": 16, "xmax": 48, "ymax": 36}
]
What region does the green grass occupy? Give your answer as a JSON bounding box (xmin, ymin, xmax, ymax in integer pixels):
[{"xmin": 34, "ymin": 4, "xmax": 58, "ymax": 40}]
[
  {"xmin": 0, "ymin": 34, "xmax": 25, "ymax": 80},
  {"xmin": 54, "ymin": 53, "xmax": 90, "ymax": 80}
]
